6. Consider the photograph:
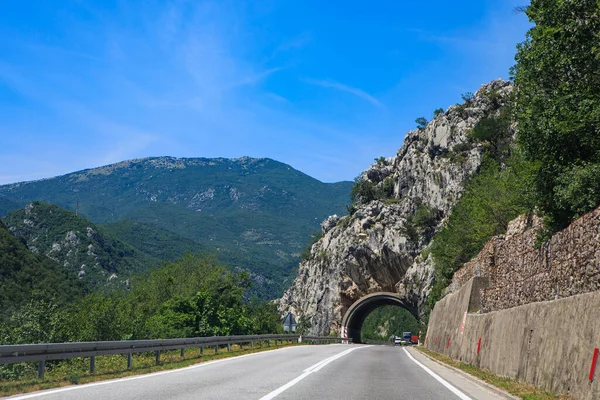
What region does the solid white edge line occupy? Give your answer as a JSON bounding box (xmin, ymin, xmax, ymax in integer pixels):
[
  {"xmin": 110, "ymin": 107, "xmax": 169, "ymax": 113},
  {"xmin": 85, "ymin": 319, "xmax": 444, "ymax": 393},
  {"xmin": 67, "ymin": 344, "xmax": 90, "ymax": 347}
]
[
  {"xmin": 403, "ymin": 348, "xmax": 472, "ymax": 400},
  {"xmin": 8, "ymin": 345, "xmax": 307, "ymax": 400},
  {"xmin": 259, "ymin": 346, "xmax": 369, "ymax": 400}
]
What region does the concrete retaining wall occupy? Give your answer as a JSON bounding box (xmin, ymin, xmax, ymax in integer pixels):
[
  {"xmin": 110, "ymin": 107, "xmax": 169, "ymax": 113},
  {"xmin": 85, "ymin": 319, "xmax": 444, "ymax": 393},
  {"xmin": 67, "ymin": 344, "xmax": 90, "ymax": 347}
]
[{"xmin": 426, "ymin": 277, "xmax": 600, "ymax": 399}]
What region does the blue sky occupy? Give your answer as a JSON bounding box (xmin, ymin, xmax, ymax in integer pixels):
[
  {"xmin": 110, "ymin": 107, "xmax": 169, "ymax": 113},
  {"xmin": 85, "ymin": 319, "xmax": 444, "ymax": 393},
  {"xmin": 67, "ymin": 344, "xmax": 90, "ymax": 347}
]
[{"xmin": 0, "ymin": 0, "xmax": 531, "ymax": 185}]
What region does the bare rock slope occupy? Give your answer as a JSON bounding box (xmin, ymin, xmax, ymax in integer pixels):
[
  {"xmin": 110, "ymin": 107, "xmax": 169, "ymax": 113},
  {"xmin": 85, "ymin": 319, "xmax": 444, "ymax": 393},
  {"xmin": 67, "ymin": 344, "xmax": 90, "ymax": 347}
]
[{"xmin": 280, "ymin": 79, "xmax": 513, "ymax": 335}]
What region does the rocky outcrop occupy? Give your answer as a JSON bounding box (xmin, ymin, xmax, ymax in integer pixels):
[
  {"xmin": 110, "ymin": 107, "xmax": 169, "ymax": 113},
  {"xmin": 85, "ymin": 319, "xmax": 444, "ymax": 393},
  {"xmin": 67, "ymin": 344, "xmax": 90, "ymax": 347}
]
[
  {"xmin": 2, "ymin": 202, "xmax": 150, "ymax": 288},
  {"xmin": 280, "ymin": 79, "xmax": 513, "ymax": 335}
]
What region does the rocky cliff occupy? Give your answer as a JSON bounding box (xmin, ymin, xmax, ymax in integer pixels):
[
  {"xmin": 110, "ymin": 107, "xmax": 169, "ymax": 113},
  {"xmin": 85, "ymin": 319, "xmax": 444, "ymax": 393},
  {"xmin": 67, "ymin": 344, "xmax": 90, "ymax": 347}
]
[{"xmin": 280, "ymin": 79, "xmax": 513, "ymax": 335}]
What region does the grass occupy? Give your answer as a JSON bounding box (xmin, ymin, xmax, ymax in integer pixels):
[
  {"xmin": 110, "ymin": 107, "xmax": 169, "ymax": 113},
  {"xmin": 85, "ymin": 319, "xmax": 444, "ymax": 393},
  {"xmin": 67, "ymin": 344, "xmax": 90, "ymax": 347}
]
[
  {"xmin": 0, "ymin": 340, "xmax": 300, "ymax": 397},
  {"xmin": 416, "ymin": 347, "xmax": 573, "ymax": 400}
]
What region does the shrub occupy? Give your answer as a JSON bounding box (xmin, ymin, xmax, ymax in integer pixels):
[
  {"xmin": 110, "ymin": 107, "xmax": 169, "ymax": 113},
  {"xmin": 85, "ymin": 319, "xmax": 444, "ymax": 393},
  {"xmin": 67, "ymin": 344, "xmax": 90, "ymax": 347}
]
[
  {"xmin": 350, "ymin": 177, "xmax": 377, "ymax": 204},
  {"xmin": 461, "ymin": 92, "xmax": 474, "ymax": 103},
  {"xmin": 452, "ymin": 142, "xmax": 473, "ymax": 153},
  {"xmin": 413, "ymin": 201, "xmax": 440, "ymax": 239},
  {"xmin": 350, "ymin": 176, "xmax": 395, "ymax": 205},
  {"xmin": 300, "ymin": 232, "xmax": 323, "ymax": 261},
  {"xmin": 468, "ymin": 107, "xmax": 512, "ymax": 163},
  {"xmin": 428, "ymin": 144, "xmax": 448, "ymax": 160}
]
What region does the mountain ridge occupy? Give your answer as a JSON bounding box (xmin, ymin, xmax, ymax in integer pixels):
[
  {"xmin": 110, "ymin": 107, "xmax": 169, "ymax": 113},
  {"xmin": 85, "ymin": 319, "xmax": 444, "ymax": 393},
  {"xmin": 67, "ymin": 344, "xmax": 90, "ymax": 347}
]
[{"xmin": 0, "ymin": 156, "xmax": 353, "ymax": 297}]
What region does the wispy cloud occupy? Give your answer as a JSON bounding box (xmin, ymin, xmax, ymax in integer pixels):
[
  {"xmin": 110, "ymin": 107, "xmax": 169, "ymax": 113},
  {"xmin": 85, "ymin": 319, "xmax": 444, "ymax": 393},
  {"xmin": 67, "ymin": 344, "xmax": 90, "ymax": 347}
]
[
  {"xmin": 266, "ymin": 93, "xmax": 290, "ymax": 103},
  {"xmin": 267, "ymin": 32, "xmax": 312, "ymax": 61},
  {"xmin": 226, "ymin": 66, "xmax": 285, "ymax": 90},
  {"xmin": 303, "ymin": 78, "xmax": 386, "ymax": 109}
]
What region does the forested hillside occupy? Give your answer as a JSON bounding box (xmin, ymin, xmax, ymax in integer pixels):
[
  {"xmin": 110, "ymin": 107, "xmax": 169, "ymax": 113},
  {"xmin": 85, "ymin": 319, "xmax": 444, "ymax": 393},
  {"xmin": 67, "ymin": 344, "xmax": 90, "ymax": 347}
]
[
  {"xmin": 0, "ymin": 157, "xmax": 352, "ymax": 296},
  {"xmin": 2, "ymin": 202, "xmax": 160, "ymax": 289},
  {"xmin": 100, "ymin": 221, "xmax": 208, "ymax": 261},
  {"xmin": 0, "ymin": 221, "xmax": 85, "ymax": 320}
]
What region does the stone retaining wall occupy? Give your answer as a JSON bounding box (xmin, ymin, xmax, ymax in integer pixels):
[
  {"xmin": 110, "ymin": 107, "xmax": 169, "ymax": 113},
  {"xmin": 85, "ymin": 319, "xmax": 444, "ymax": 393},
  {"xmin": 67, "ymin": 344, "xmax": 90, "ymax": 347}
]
[{"xmin": 444, "ymin": 206, "xmax": 600, "ymax": 312}]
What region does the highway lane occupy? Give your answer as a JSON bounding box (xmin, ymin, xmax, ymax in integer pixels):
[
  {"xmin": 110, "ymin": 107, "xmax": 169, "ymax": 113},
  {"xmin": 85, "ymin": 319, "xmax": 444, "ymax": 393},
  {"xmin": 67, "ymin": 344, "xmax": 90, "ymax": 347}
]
[{"xmin": 7, "ymin": 345, "xmax": 512, "ymax": 400}]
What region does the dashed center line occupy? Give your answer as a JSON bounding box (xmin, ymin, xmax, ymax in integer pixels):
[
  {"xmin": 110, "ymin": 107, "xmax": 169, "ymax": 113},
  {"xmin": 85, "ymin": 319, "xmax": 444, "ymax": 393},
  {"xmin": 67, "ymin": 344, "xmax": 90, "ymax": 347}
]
[{"xmin": 258, "ymin": 346, "xmax": 369, "ymax": 400}]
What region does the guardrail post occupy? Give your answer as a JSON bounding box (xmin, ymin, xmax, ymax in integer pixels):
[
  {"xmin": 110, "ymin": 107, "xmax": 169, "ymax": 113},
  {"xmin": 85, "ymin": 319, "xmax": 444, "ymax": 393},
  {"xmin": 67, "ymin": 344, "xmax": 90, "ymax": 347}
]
[
  {"xmin": 38, "ymin": 360, "xmax": 45, "ymax": 379},
  {"xmin": 180, "ymin": 348, "xmax": 185, "ymax": 358},
  {"xmin": 156, "ymin": 350, "xmax": 161, "ymax": 364},
  {"xmin": 200, "ymin": 346, "xmax": 204, "ymax": 355},
  {"xmin": 90, "ymin": 356, "xmax": 95, "ymax": 373},
  {"xmin": 251, "ymin": 340, "xmax": 254, "ymax": 349},
  {"xmin": 215, "ymin": 345, "xmax": 219, "ymax": 354},
  {"xmin": 127, "ymin": 353, "xmax": 133, "ymax": 369},
  {"xmin": 227, "ymin": 343, "xmax": 231, "ymax": 352}
]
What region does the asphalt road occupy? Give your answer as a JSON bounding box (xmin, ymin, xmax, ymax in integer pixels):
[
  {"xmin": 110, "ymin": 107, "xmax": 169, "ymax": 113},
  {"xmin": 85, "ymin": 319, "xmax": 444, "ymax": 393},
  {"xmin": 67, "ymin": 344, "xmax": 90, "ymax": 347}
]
[{"xmin": 7, "ymin": 345, "xmax": 512, "ymax": 400}]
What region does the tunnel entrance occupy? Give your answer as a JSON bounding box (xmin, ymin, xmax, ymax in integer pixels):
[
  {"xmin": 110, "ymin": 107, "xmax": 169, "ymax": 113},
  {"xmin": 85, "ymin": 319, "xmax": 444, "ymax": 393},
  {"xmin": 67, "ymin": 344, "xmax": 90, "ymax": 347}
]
[{"xmin": 341, "ymin": 292, "xmax": 419, "ymax": 344}]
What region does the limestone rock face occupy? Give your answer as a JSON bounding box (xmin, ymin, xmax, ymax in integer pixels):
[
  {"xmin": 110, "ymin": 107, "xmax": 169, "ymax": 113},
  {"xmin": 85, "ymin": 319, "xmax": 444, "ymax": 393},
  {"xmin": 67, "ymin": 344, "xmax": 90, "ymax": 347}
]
[{"xmin": 280, "ymin": 79, "xmax": 513, "ymax": 335}]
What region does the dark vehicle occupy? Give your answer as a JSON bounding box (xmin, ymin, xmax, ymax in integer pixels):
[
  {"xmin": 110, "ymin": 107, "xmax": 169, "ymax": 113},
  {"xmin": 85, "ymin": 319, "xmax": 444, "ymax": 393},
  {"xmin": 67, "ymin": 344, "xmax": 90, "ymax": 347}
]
[{"xmin": 402, "ymin": 332, "xmax": 412, "ymax": 344}]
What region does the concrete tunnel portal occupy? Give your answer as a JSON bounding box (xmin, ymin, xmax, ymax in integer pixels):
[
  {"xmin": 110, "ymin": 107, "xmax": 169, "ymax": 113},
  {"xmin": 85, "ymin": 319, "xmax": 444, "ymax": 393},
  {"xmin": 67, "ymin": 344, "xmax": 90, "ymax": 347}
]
[{"xmin": 341, "ymin": 292, "xmax": 419, "ymax": 344}]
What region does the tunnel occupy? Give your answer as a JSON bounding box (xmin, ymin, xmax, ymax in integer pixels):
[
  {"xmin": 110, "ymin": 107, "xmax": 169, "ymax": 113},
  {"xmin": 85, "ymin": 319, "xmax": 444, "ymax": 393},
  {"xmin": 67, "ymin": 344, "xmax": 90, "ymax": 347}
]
[{"xmin": 341, "ymin": 292, "xmax": 418, "ymax": 344}]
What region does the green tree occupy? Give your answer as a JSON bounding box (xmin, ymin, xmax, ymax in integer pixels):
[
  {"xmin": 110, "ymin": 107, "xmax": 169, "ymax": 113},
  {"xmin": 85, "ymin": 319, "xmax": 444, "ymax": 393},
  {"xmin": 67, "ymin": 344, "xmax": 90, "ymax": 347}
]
[
  {"xmin": 247, "ymin": 300, "xmax": 283, "ymax": 334},
  {"xmin": 296, "ymin": 315, "xmax": 311, "ymax": 335},
  {"xmin": 469, "ymin": 105, "xmax": 513, "ymax": 163},
  {"xmin": 67, "ymin": 292, "xmax": 132, "ymax": 341},
  {"xmin": 415, "ymin": 117, "xmax": 428, "ymax": 130},
  {"xmin": 428, "ymin": 153, "xmax": 538, "ymax": 308},
  {"xmin": 2, "ymin": 298, "xmax": 73, "ymax": 344},
  {"xmin": 512, "ymin": 0, "xmax": 600, "ymax": 232}
]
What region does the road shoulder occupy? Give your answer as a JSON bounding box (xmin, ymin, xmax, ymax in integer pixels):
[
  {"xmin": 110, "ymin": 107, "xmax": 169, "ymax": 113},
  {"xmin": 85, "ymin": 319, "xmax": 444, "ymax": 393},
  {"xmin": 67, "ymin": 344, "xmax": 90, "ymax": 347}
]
[{"xmin": 406, "ymin": 346, "xmax": 518, "ymax": 400}]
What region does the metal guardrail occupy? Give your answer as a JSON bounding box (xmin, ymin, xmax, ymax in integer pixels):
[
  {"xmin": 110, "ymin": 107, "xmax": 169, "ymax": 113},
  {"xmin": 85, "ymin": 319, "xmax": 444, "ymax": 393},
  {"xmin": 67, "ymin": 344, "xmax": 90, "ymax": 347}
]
[{"xmin": 0, "ymin": 334, "xmax": 351, "ymax": 379}]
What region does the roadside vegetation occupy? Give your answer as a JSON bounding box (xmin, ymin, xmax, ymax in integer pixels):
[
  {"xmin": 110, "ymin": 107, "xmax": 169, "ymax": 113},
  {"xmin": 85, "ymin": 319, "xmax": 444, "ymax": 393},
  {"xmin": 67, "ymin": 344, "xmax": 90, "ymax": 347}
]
[
  {"xmin": 0, "ymin": 254, "xmax": 283, "ymax": 381},
  {"xmin": 425, "ymin": 0, "xmax": 600, "ymax": 313},
  {"xmin": 0, "ymin": 341, "xmax": 299, "ymax": 397},
  {"xmin": 417, "ymin": 347, "xmax": 573, "ymax": 400}
]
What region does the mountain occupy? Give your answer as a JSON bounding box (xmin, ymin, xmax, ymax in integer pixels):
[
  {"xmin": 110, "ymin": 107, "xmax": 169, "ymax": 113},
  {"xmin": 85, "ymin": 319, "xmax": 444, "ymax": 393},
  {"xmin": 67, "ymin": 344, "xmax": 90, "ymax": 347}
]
[
  {"xmin": 2, "ymin": 202, "xmax": 160, "ymax": 288},
  {"xmin": 0, "ymin": 157, "xmax": 353, "ymax": 296},
  {"xmin": 280, "ymin": 79, "xmax": 513, "ymax": 335},
  {"xmin": 0, "ymin": 219, "xmax": 85, "ymax": 319},
  {"xmin": 100, "ymin": 220, "xmax": 208, "ymax": 261},
  {"xmin": 0, "ymin": 196, "xmax": 23, "ymax": 217}
]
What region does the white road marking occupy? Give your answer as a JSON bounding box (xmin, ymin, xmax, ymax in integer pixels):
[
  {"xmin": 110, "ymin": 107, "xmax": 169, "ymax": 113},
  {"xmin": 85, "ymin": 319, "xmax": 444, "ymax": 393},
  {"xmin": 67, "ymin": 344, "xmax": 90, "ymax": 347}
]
[
  {"xmin": 258, "ymin": 346, "xmax": 368, "ymax": 400},
  {"xmin": 8, "ymin": 345, "xmax": 307, "ymax": 399},
  {"xmin": 403, "ymin": 348, "xmax": 473, "ymax": 400}
]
